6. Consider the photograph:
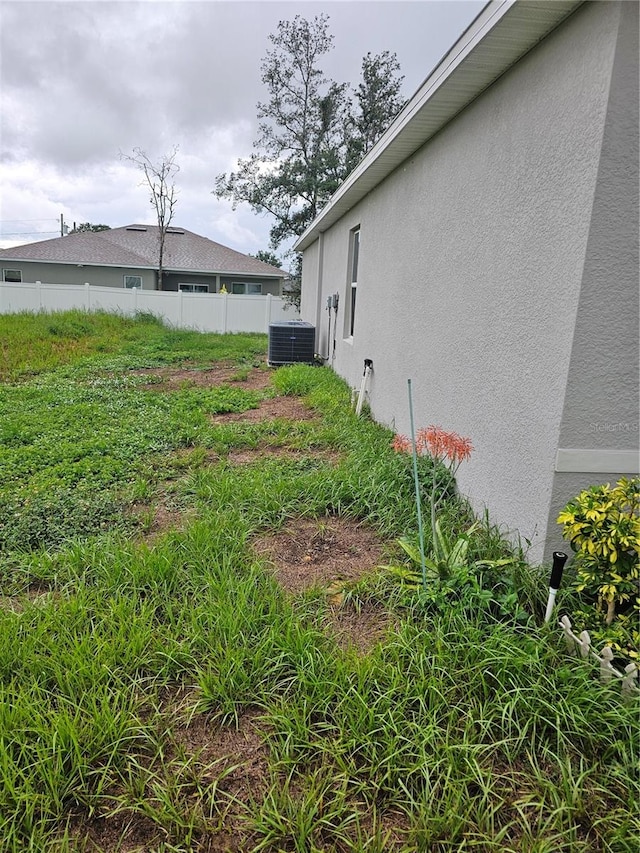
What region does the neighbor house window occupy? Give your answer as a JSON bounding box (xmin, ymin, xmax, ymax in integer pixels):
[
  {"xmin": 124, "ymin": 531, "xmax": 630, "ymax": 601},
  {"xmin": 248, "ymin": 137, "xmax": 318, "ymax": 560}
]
[
  {"xmin": 231, "ymin": 282, "xmax": 262, "ymax": 295},
  {"xmin": 3, "ymin": 269, "xmax": 22, "ymax": 282},
  {"xmin": 348, "ymin": 228, "xmax": 360, "ymax": 336},
  {"xmin": 178, "ymin": 283, "xmax": 209, "ymax": 293},
  {"xmin": 124, "ymin": 275, "xmax": 142, "ymax": 289}
]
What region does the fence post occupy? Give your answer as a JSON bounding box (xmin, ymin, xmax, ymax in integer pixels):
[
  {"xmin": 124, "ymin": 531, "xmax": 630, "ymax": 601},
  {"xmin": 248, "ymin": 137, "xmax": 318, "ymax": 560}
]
[
  {"xmin": 179, "ymin": 289, "xmax": 184, "ymax": 328},
  {"xmin": 265, "ymin": 293, "xmax": 273, "ymax": 332},
  {"xmin": 559, "ymin": 615, "xmax": 591, "ymax": 658},
  {"xmin": 133, "ymin": 286, "xmax": 138, "ymax": 314},
  {"xmin": 36, "ymin": 280, "xmax": 42, "ymax": 309},
  {"xmin": 84, "ymin": 282, "xmax": 91, "ymax": 311},
  {"xmin": 222, "ymin": 292, "xmax": 228, "ymax": 334},
  {"xmin": 622, "ymin": 663, "xmax": 639, "ymax": 698},
  {"xmin": 599, "ymin": 646, "xmax": 616, "ymax": 683},
  {"xmin": 559, "ymin": 614, "xmax": 639, "ymax": 698}
]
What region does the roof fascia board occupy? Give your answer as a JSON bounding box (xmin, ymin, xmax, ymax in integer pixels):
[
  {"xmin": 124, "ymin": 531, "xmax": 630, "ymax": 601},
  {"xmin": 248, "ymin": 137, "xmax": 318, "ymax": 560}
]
[
  {"xmin": 1, "ymin": 258, "xmax": 282, "ymax": 279},
  {"xmin": 167, "ymin": 270, "xmax": 283, "ymax": 279},
  {"xmin": 294, "ymin": 0, "xmax": 583, "ymax": 251}
]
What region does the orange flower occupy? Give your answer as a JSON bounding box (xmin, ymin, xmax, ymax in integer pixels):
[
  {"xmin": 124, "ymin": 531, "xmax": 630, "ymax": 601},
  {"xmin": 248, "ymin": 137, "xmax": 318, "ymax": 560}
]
[
  {"xmin": 392, "ymin": 434, "xmax": 411, "ymax": 454},
  {"xmin": 393, "ymin": 426, "xmax": 473, "ymax": 464},
  {"xmin": 418, "ymin": 425, "xmax": 473, "ymax": 464}
]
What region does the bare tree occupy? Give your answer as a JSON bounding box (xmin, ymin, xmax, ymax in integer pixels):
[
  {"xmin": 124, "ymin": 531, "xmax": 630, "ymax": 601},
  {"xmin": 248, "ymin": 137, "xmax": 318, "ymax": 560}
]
[{"xmin": 121, "ymin": 147, "xmax": 179, "ymax": 290}]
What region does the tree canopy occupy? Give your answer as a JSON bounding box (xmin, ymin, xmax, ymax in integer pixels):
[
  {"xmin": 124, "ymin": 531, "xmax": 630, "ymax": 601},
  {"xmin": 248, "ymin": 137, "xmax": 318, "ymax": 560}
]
[
  {"xmin": 69, "ymin": 223, "xmax": 111, "ymax": 233},
  {"xmin": 214, "ymin": 15, "xmax": 405, "ymax": 252},
  {"xmin": 250, "ymin": 250, "xmax": 282, "ymax": 269}
]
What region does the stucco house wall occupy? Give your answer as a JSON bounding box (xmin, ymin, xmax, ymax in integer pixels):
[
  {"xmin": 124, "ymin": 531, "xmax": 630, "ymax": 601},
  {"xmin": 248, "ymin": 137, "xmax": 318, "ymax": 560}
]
[{"xmin": 299, "ymin": 1, "xmax": 638, "ymax": 561}]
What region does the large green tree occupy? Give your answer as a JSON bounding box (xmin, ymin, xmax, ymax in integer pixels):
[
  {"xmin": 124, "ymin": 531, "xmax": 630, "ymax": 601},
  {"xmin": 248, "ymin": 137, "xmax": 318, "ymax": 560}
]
[
  {"xmin": 214, "ymin": 15, "xmax": 404, "ymax": 252},
  {"xmin": 351, "ymin": 51, "xmax": 405, "ymax": 160}
]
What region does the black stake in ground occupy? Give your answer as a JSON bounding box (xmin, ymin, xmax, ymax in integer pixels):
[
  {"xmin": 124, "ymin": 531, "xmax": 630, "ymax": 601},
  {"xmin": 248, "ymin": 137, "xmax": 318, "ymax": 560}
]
[{"xmin": 544, "ymin": 551, "xmax": 568, "ymax": 623}]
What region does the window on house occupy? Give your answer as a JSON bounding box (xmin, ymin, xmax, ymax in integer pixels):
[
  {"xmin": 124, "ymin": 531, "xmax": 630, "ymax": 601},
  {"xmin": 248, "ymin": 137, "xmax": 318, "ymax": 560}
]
[
  {"xmin": 3, "ymin": 269, "xmax": 22, "ymax": 282},
  {"xmin": 348, "ymin": 228, "xmax": 360, "ymax": 337},
  {"xmin": 124, "ymin": 275, "xmax": 142, "ymax": 289},
  {"xmin": 179, "ymin": 283, "xmax": 209, "ymax": 293},
  {"xmin": 231, "ymin": 282, "xmax": 262, "ymax": 295}
]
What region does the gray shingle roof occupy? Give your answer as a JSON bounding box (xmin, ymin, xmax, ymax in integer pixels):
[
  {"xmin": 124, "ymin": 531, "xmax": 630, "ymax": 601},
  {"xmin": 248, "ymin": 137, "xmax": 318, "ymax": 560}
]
[{"xmin": 0, "ymin": 225, "xmax": 285, "ymax": 277}]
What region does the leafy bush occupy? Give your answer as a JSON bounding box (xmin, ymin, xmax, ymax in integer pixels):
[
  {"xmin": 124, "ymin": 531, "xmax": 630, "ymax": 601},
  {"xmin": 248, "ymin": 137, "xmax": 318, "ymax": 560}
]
[{"xmin": 558, "ymin": 477, "xmax": 640, "ymax": 660}]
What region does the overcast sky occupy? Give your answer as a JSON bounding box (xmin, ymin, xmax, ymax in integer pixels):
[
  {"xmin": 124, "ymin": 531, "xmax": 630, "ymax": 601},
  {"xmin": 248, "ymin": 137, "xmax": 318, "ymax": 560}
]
[{"xmin": 0, "ymin": 0, "xmax": 484, "ymax": 259}]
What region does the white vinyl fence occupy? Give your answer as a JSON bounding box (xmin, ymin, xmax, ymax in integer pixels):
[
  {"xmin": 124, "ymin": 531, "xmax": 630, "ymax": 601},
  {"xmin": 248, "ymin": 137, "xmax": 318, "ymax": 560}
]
[{"xmin": 0, "ymin": 281, "xmax": 298, "ymax": 333}]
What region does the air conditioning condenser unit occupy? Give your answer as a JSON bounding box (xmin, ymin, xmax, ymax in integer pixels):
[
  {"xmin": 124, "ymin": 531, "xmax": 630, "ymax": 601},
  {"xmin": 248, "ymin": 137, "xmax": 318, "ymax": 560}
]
[{"xmin": 268, "ymin": 320, "xmax": 316, "ymax": 366}]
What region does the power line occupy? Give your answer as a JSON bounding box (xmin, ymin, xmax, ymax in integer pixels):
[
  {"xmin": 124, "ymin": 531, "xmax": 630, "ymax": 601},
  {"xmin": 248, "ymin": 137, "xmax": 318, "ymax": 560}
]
[
  {"xmin": 0, "ymin": 231, "xmax": 59, "ymax": 237},
  {"xmin": 0, "ymin": 219, "xmax": 60, "ymax": 224}
]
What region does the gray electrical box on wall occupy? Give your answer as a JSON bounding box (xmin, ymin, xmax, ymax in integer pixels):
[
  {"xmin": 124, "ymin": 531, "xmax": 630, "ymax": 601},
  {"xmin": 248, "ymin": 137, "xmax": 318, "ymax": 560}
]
[{"xmin": 268, "ymin": 321, "xmax": 316, "ymax": 366}]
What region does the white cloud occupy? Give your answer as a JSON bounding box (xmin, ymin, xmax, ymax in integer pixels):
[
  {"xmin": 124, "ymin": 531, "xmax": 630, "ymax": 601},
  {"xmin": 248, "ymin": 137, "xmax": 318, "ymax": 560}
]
[{"xmin": 0, "ymin": 0, "xmax": 484, "ymax": 254}]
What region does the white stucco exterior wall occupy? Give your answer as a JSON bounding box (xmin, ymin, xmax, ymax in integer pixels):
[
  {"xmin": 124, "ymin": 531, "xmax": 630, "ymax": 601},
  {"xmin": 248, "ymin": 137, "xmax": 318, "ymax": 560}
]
[
  {"xmin": 300, "ymin": 2, "xmax": 634, "ymax": 561},
  {"xmin": 545, "ymin": 0, "xmax": 639, "ymax": 556}
]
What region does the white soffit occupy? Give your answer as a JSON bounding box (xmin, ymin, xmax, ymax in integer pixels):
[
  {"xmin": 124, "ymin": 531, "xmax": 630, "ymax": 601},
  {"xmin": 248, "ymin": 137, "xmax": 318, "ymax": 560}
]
[{"xmin": 294, "ymin": 0, "xmax": 584, "ymax": 251}]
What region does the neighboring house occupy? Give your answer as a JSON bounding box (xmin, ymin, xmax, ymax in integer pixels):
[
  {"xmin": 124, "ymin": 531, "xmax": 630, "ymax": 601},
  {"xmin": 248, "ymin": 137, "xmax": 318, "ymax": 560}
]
[
  {"xmin": 295, "ymin": 0, "xmax": 639, "ymax": 561},
  {"xmin": 0, "ymin": 225, "xmax": 286, "ymax": 295}
]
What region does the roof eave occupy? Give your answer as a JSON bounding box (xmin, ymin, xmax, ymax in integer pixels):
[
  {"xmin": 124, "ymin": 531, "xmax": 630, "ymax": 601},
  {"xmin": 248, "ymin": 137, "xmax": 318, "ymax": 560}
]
[
  {"xmin": 0, "ymin": 258, "xmax": 153, "ymax": 271},
  {"xmin": 293, "ymin": 0, "xmax": 584, "ymax": 252},
  {"xmin": 166, "ymin": 268, "xmax": 284, "ymax": 279},
  {"xmin": 0, "ymin": 257, "xmax": 284, "ymax": 279}
]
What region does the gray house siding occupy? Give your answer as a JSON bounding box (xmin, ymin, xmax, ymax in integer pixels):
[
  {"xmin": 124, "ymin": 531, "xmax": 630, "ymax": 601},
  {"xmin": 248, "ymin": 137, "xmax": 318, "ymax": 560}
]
[
  {"xmin": 218, "ymin": 276, "xmax": 282, "ymax": 296},
  {"xmin": 299, "ymin": 1, "xmax": 638, "ymax": 561},
  {"xmin": 161, "ymin": 272, "xmax": 216, "ymax": 292},
  {"xmin": 3, "ymin": 262, "xmax": 283, "ymax": 296},
  {"xmin": 162, "ymin": 272, "xmax": 283, "ymax": 294},
  {"xmin": 3, "ymin": 261, "xmax": 155, "ymax": 289}
]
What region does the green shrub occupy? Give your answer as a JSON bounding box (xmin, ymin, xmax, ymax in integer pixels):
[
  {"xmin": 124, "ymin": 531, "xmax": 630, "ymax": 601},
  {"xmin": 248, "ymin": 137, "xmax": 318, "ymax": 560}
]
[{"xmin": 558, "ymin": 477, "xmax": 640, "ymax": 661}]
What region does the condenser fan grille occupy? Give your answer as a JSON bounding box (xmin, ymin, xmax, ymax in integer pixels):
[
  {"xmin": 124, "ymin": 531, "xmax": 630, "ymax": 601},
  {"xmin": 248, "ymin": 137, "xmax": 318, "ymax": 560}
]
[{"xmin": 268, "ymin": 321, "xmax": 315, "ymax": 366}]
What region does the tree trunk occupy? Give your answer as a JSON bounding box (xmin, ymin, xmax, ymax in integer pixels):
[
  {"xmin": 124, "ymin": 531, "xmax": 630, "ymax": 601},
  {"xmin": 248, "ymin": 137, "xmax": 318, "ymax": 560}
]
[{"xmin": 605, "ymin": 598, "xmax": 616, "ymax": 625}]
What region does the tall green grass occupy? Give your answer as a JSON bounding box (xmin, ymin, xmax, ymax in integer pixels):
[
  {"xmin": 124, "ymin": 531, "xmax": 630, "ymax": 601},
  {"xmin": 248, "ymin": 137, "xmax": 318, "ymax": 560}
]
[
  {"xmin": 0, "ymin": 309, "xmax": 266, "ymax": 381},
  {"xmin": 0, "ymin": 313, "xmax": 636, "ymax": 851}
]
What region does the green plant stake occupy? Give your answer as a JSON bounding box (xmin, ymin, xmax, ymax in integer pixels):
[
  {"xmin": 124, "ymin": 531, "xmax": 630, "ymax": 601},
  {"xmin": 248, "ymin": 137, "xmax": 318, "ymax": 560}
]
[{"xmin": 407, "ymin": 379, "xmax": 427, "ymax": 589}]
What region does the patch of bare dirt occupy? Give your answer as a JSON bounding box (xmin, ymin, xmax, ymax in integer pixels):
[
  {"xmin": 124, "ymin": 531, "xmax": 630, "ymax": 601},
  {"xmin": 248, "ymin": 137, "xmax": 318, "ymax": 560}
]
[
  {"xmin": 253, "ymin": 516, "xmax": 384, "ymax": 595},
  {"xmin": 128, "ymin": 499, "xmax": 196, "ymax": 543},
  {"xmin": 69, "ymin": 811, "xmax": 160, "ymax": 853},
  {"xmin": 171, "ymin": 710, "xmax": 270, "ymax": 851},
  {"xmin": 68, "ymin": 688, "xmax": 270, "ymax": 853},
  {"xmin": 345, "ymin": 807, "xmax": 411, "ymax": 849},
  {"xmin": 327, "ymin": 603, "xmax": 397, "ymax": 655},
  {"xmin": 227, "ymin": 445, "xmax": 342, "ymax": 466},
  {"xmin": 131, "ymin": 362, "xmax": 273, "ymax": 392},
  {"xmin": 159, "ymin": 687, "xmax": 271, "ymax": 852},
  {"xmin": 0, "ymin": 587, "xmax": 58, "ymax": 613},
  {"xmin": 210, "ymin": 395, "xmax": 317, "ymax": 424}
]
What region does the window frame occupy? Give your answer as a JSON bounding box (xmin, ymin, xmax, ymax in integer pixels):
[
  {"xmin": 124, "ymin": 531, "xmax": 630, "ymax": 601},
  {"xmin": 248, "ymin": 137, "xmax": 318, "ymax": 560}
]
[
  {"xmin": 3, "ymin": 269, "xmax": 22, "ymax": 283},
  {"xmin": 178, "ymin": 283, "xmax": 209, "ymax": 293},
  {"xmin": 123, "ymin": 275, "xmax": 143, "ymax": 289},
  {"xmin": 231, "ymin": 282, "xmax": 263, "ymax": 295},
  {"xmin": 347, "ymin": 228, "xmax": 360, "ymax": 338}
]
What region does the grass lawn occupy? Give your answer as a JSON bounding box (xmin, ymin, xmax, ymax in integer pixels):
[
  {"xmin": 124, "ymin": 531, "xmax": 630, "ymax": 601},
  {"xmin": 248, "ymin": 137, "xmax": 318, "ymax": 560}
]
[{"xmin": 0, "ymin": 310, "xmax": 637, "ymax": 852}]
